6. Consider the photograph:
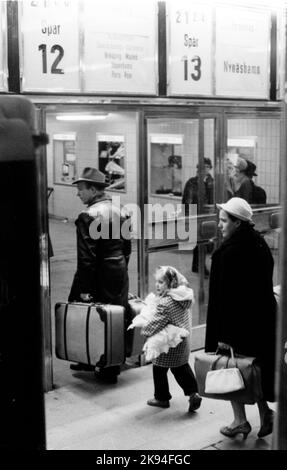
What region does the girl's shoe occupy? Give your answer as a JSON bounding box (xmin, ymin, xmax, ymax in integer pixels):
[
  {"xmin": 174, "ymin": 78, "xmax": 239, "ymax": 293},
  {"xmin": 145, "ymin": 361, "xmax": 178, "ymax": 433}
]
[
  {"xmin": 188, "ymin": 393, "xmax": 202, "ymax": 412},
  {"xmin": 220, "ymin": 421, "xmax": 252, "ymax": 440},
  {"xmin": 257, "ymin": 409, "xmax": 274, "ymax": 438},
  {"xmin": 147, "ymin": 398, "xmax": 170, "ymax": 408}
]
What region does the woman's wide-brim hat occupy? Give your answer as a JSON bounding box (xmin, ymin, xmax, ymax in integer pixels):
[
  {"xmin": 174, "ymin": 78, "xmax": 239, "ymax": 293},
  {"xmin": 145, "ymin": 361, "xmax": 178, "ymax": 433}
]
[
  {"xmin": 72, "ymin": 167, "xmax": 109, "ymax": 187},
  {"xmin": 216, "ymin": 197, "xmax": 254, "ymax": 223}
]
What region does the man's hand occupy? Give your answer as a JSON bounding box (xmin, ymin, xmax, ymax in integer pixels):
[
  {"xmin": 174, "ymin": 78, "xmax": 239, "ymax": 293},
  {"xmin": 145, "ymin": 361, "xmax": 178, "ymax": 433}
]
[{"xmin": 80, "ymin": 293, "xmax": 93, "ymax": 302}]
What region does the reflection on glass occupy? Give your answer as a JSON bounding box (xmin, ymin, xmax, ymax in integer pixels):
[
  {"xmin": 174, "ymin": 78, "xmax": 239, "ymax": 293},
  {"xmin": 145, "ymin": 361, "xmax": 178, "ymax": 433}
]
[
  {"xmin": 150, "ymin": 137, "xmax": 183, "ymax": 197},
  {"xmin": 98, "ymin": 135, "xmax": 126, "ymax": 191},
  {"xmin": 53, "ymin": 134, "xmax": 77, "ymax": 185},
  {"xmin": 227, "ymin": 119, "xmax": 280, "ymax": 206}
]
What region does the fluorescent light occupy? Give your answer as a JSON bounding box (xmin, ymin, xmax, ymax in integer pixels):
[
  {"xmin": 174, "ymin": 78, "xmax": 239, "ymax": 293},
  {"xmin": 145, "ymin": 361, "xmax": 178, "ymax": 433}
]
[{"xmin": 56, "ymin": 114, "xmax": 108, "ymax": 121}]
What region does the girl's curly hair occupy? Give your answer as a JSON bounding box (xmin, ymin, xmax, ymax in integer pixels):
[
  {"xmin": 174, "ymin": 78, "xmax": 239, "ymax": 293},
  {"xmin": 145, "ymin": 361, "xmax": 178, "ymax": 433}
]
[{"xmin": 156, "ymin": 266, "xmax": 188, "ymax": 289}]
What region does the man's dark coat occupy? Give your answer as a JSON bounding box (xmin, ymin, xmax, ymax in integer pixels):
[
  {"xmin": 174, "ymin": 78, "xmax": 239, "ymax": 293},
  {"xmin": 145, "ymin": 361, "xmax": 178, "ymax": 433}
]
[{"xmin": 68, "ymin": 194, "xmax": 131, "ymax": 307}]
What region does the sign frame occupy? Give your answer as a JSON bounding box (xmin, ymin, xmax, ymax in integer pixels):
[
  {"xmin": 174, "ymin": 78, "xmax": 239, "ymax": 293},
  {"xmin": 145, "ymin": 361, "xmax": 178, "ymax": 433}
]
[
  {"xmin": 19, "ymin": 0, "xmax": 81, "ymax": 93},
  {"xmin": 166, "ymin": 0, "xmax": 214, "ymax": 97},
  {"xmin": 215, "ymin": 5, "xmax": 271, "ymax": 99},
  {"xmin": 82, "ymin": 0, "xmax": 158, "ymax": 96},
  {"xmin": 0, "ymin": 1, "xmax": 8, "ymax": 92}
]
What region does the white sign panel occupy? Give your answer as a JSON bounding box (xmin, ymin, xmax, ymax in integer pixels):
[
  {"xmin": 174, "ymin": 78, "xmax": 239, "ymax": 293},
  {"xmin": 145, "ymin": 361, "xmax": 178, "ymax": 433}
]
[
  {"xmin": 215, "ymin": 6, "xmax": 270, "ymax": 98},
  {"xmin": 277, "ymin": 9, "xmax": 286, "ymax": 100},
  {"xmin": 21, "ymin": 0, "xmax": 80, "ymax": 92},
  {"xmin": 167, "ymin": 1, "xmax": 213, "ymax": 96},
  {"xmin": 0, "ymin": 2, "xmax": 8, "ymax": 91},
  {"xmin": 83, "ymin": 0, "xmax": 157, "ymax": 94}
]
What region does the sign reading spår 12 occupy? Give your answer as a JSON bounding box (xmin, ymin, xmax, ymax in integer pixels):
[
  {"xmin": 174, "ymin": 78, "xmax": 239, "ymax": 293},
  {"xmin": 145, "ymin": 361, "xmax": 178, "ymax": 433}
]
[
  {"xmin": 167, "ymin": 1, "xmax": 213, "ymax": 96},
  {"xmin": 21, "ymin": 0, "xmax": 80, "ymax": 92}
]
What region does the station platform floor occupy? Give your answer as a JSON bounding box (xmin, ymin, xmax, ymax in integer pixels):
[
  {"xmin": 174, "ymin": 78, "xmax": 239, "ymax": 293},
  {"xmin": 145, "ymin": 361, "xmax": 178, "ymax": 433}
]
[
  {"xmin": 46, "ymin": 217, "xmax": 276, "ymax": 451},
  {"xmin": 45, "ymin": 352, "xmax": 275, "ymax": 451}
]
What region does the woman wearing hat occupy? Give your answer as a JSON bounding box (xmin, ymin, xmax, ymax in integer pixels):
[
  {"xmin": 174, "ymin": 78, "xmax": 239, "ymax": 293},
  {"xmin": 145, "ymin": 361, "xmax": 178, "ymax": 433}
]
[
  {"xmin": 228, "ymin": 155, "xmax": 253, "ymax": 203},
  {"xmin": 205, "ymin": 197, "xmax": 277, "ymax": 439}
]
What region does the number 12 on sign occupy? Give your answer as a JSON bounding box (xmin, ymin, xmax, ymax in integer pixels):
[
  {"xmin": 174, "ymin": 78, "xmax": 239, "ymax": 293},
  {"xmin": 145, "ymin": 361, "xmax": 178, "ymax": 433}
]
[
  {"xmin": 38, "ymin": 44, "xmax": 64, "ymax": 74},
  {"xmin": 182, "ymin": 55, "xmax": 201, "ymax": 81}
]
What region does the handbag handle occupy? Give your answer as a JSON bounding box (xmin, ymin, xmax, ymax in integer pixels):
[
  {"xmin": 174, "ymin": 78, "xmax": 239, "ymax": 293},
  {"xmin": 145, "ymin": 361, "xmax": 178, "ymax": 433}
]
[{"xmin": 210, "ymin": 346, "xmax": 236, "ymax": 371}]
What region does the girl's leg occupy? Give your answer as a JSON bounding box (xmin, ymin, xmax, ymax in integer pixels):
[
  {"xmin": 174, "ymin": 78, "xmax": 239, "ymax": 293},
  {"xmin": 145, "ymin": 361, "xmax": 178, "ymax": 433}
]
[
  {"xmin": 171, "ymin": 363, "xmax": 202, "ymax": 411},
  {"xmin": 171, "ymin": 363, "xmax": 198, "ymax": 395},
  {"xmin": 153, "ymin": 365, "xmax": 171, "ymax": 401}
]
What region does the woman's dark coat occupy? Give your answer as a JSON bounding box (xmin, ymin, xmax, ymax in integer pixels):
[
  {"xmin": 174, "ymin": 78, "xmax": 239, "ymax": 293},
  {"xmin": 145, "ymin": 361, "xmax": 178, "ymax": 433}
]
[
  {"xmin": 205, "ymin": 224, "xmax": 277, "ymax": 401},
  {"xmin": 68, "ymin": 194, "xmax": 131, "ymax": 307}
]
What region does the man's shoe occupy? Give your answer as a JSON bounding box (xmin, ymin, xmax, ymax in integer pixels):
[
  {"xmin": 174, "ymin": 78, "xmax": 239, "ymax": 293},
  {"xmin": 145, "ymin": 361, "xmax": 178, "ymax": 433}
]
[
  {"xmin": 70, "ymin": 363, "xmax": 95, "ymax": 371},
  {"xmin": 188, "ymin": 393, "xmax": 202, "ymax": 412},
  {"xmin": 147, "ymin": 398, "xmax": 170, "ymax": 408}
]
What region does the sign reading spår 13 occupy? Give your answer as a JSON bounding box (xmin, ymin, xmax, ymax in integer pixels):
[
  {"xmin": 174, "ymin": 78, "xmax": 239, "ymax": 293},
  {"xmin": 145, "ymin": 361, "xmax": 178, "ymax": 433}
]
[
  {"xmin": 20, "ymin": 0, "xmax": 80, "ymax": 92},
  {"xmin": 167, "ymin": 1, "xmax": 213, "ymax": 96}
]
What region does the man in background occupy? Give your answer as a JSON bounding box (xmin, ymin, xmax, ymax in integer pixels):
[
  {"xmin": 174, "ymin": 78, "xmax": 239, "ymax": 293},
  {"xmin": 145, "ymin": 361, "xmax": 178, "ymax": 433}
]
[{"xmin": 182, "ymin": 158, "xmax": 214, "ymax": 275}]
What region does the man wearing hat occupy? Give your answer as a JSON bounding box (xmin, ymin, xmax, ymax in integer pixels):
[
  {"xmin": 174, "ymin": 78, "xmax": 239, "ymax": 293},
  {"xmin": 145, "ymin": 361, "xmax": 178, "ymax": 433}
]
[
  {"xmin": 68, "ymin": 167, "xmax": 131, "ymax": 383},
  {"xmin": 205, "ymin": 197, "xmax": 276, "ymax": 440},
  {"xmin": 182, "ymin": 158, "xmax": 214, "ymax": 275}
]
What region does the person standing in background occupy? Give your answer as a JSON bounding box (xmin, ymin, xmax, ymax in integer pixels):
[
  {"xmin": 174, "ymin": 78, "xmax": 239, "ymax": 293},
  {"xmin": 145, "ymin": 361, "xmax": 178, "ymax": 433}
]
[
  {"xmin": 182, "ymin": 158, "xmax": 214, "ymax": 275},
  {"xmin": 228, "ymin": 155, "xmax": 253, "ymax": 203}
]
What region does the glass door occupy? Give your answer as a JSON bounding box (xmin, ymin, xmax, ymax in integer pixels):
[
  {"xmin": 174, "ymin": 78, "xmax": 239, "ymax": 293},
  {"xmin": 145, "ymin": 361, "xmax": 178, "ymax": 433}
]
[{"xmin": 145, "ymin": 116, "xmax": 217, "ymax": 349}]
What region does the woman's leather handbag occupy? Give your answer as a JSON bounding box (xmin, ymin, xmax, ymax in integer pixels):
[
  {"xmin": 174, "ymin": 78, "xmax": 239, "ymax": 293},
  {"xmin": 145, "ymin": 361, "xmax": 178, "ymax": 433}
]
[
  {"xmin": 204, "ymin": 349, "xmax": 245, "ymax": 394},
  {"xmin": 194, "ymin": 348, "xmax": 263, "ymax": 404}
]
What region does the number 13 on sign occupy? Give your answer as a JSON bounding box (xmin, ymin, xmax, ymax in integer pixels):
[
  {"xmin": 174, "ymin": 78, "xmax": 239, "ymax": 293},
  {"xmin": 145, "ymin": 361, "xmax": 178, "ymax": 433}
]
[{"xmin": 182, "ymin": 55, "xmax": 201, "ymax": 81}]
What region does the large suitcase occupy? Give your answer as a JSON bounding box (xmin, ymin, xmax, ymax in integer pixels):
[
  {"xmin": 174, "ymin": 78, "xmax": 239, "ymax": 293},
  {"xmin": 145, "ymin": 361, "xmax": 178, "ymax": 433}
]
[{"xmin": 55, "ymin": 302, "xmax": 125, "ymax": 367}]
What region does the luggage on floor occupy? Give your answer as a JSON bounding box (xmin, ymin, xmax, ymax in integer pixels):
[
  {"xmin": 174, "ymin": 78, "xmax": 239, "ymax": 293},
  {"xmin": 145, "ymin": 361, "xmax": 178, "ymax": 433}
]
[{"xmin": 55, "ymin": 302, "xmax": 125, "ymax": 367}]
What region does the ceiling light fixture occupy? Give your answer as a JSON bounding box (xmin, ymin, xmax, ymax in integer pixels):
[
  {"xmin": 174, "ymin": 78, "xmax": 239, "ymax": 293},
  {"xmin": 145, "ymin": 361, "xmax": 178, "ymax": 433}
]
[{"xmin": 56, "ymin": 114, "xmax": 108, "ymax": 121}]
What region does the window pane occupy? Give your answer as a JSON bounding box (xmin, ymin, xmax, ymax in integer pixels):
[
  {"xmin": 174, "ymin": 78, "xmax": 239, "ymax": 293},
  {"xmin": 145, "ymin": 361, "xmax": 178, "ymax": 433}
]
[{"xmin": 226, "ymin": 118, "xmax": 280, "ymax": 205}]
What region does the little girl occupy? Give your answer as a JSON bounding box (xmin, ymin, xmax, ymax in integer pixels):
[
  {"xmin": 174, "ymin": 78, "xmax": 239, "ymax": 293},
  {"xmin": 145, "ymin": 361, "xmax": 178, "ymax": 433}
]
[
  {"xmin": 140, "ymin": 265, "xmax": 202, "ymax": 412},
  {"xmin": 127, "ymin": 290, "xmax": 189, "ymax": 362}
]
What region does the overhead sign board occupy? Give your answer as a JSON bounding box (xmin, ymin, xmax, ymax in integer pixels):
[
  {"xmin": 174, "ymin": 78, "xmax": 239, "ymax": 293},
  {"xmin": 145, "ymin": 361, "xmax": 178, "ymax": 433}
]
[
  {"xmin": 82, "ymin": 0, "xmax": 158, "ymax": 95},
  {"xmin": 167, "ymin": 1, "xmax": 213, "ymax": 96},
  {"xmin": 20, "ymin": 0, "xmax": 81, "ymax": 92},
  {"xmin": 215, "ymin": 6, "xmax": 270, "ymax": 98}
]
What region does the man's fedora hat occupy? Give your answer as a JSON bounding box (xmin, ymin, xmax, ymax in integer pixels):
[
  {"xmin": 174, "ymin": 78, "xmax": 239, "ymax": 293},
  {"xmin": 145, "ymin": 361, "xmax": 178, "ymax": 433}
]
[{"xmin": 72, "ymin": 167, "xmax": 109, "ymax": 187}]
